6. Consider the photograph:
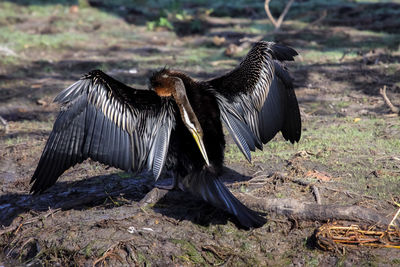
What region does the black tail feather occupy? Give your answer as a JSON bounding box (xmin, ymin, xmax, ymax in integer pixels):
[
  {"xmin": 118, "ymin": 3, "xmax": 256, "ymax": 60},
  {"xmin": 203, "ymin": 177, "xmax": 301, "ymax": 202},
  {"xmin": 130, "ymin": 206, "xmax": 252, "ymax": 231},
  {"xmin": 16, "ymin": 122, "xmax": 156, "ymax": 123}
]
[
  {"xmin": 180, "ymin": 169, "xmax": 266, "ymax": 228},
  {"xmin": 282, "ymin": 88, "xmax": 301, "ymax": 143},
  {"xmin": 270, "ymin": 43, "xmax": 298, "ymax": 61}
]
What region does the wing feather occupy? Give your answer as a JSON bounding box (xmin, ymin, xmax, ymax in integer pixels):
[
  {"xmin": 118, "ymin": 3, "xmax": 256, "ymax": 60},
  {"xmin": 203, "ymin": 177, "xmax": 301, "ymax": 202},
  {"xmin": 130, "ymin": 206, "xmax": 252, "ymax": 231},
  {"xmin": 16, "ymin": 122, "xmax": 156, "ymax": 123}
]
[
  {"xmin": 30, "ymin": 70, "xmax": 176, "ymax": 194},
  {"xmin": 209, "ymin": 41, "xmax": 301, "ymax": 161}
]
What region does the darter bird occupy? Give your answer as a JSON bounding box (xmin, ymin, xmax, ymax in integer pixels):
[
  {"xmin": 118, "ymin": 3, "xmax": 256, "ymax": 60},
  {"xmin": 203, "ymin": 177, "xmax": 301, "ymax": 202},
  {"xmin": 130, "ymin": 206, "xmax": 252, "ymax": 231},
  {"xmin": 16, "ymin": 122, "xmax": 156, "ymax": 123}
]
[{"xmin": 30, "ymin": 41, "xmax": 301, "ymax": 228}]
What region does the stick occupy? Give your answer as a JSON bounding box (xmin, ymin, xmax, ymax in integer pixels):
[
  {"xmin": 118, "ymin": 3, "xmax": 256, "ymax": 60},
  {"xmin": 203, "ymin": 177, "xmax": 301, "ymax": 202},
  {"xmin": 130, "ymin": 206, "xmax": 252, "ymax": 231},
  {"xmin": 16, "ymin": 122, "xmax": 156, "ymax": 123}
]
[
  {"xmin": 264, "ymin": 0, "xmax": 278, "ymax": 28},
  {"xmin": 93, "ymin": 237, "xmax": 136, "ymax": 266},
  {"xmin": 388, "ymin": 200, "xmax": 400, "ymax": 230},
  {"xmin": 380, "ymin": 85, "xmax": 399, "ymax": 114},
  {"xmin": 0, "ymin": 116, "xmax": 8, "ymax": 134},
  {"xmin": 312, "ymin": 185, "xmax": 322, "ymax": 204},
  {"xmin": 0, "ymin": 208, "xmax": 61, "ymax": 236},
  {"xmin": 264, "ymin": 0, "xmax": 295, "ymax": 31}
]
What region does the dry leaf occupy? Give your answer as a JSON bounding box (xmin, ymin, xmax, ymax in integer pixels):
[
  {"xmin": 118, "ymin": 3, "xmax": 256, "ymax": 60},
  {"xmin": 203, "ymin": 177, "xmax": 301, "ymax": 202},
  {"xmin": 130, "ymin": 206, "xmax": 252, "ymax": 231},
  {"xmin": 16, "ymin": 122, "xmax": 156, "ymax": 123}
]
[
  {"xmin": 70, "ymin": 5, "xmax": 79, "ymax": 14},
  {"xmin": 212, "ymin": 36, "xmax": 226, "ymax": 46},
  {"xmin": 225, "ymin": 43, "xmax": 243, "ymax": 56},
  {"xmin": 306, "ymin": 170, "xmax": 331, "ymax": 182},
  {"xmin": 31, "ymin": 84, "xmax": 42, "ymax": 89}
]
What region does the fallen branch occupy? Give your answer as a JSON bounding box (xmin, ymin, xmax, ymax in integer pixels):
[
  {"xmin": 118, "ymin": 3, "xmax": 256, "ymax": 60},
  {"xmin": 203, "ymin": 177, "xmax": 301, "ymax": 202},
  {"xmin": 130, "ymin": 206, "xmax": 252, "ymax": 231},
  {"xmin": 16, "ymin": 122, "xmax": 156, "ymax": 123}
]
[
  {"xmin": 264, "ymin": 0, "xmax": 295, "ymax": 31},
  {"xmin": 380, "ymin": 85, "xmax": 399, "ymax": 115},
  {"xmin": 235, "ymin": 193, "xmax": 392, "ymax": 226}
]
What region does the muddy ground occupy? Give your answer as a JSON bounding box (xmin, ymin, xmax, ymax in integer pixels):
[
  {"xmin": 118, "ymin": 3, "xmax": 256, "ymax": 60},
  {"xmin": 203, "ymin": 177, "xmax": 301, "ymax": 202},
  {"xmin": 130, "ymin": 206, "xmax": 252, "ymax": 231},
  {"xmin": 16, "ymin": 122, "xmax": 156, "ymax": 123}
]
[{"xmin": 0, "ymin": 0, "xmax": 400, "ymax": 266}]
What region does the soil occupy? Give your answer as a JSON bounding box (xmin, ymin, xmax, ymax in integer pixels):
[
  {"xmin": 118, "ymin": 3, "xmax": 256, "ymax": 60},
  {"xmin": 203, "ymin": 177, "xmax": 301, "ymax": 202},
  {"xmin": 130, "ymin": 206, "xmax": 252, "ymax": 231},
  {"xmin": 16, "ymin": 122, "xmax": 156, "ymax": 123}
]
[{"xmin": 1, "ymin": 1, "xmax": 400, "ymax": 266}]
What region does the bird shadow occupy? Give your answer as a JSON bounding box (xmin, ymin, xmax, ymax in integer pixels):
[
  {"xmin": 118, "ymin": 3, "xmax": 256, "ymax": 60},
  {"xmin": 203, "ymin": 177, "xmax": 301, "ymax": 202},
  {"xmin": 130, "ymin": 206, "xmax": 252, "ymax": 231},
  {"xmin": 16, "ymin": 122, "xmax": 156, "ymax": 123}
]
[{"xmin": 0, "ymin": 167, "xmax": 256, "ymax": 229}]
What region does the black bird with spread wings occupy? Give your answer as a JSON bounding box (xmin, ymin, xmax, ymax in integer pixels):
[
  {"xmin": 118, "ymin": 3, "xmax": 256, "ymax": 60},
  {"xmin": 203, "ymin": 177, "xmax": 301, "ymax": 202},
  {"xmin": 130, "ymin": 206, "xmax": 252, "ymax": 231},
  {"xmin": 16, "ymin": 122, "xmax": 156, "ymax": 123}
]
[{"xmin": 31, "ymin": 41, "xmax": 301, "ymax": 228}]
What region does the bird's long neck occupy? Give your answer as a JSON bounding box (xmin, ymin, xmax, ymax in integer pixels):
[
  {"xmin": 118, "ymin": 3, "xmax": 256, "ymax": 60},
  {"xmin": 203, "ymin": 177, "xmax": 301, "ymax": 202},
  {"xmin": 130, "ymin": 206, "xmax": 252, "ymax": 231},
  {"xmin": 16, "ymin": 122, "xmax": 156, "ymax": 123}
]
[
  {"xmin": 152, "ymin": 74, "xmax": 210, "ymax": 165},
  {"xmin": 171, "ymin": 79, "xmax": 203, "ymax": 135}
]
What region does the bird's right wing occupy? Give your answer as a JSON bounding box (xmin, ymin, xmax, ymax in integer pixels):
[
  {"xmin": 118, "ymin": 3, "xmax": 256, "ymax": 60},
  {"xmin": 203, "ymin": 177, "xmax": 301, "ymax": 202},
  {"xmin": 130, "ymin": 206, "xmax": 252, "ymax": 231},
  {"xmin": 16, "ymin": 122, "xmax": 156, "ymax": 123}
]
[
  {"xmin": 209, "ymin": 42, "xmax": 301, "ymax": 162},
  {"xmin": 30, "ymin": 70, "xmax": 176, "ymax": 194}
]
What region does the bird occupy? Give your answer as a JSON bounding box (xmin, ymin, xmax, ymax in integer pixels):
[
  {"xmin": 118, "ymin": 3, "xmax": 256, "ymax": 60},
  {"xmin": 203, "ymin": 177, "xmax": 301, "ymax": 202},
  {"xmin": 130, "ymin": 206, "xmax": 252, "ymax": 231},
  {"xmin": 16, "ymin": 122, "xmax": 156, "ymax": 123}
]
[{"xmin": 30, "ymin": 41, "xmax": 301, "ymax": 228}]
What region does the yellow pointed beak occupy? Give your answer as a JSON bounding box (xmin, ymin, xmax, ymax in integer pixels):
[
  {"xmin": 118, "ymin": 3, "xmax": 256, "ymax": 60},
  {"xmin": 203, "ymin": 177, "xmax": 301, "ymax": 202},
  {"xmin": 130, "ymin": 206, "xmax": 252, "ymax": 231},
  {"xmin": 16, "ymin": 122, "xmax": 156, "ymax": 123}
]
[{"xmin": 190, "ymin": 129, "xmax": 210, "ymax": 166}]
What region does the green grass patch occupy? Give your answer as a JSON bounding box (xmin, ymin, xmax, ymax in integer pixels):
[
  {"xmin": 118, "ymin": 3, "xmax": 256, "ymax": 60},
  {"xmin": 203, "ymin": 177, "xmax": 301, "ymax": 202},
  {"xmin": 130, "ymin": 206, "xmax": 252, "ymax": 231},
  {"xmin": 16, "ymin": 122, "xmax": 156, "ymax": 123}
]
[
  {"xmin": 225, "ymin": 116, "xmax": 400, "ymax": 199},
  {"xmin": 0, "ymin": 27, "xmax": 89, "ymax": 52},
  {"xmin": 300, "ymin": 49, "xmax": 358, "ymax": 63},
  {"xmin": 171, "ymin": 239, "xmax": 205, "ymax": 265}
]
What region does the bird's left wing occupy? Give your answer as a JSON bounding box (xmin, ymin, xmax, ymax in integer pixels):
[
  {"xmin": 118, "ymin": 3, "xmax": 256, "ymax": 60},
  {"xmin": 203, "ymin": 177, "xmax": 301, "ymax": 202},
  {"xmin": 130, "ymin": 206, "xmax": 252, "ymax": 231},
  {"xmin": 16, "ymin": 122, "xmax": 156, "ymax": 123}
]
[
  {"xmin": 208, "ymin": 41, "xmax": 301, "ymax": 162},
  {"xmin": 30, "ymin": 70, "xmax": 175, "ymax": 194}
]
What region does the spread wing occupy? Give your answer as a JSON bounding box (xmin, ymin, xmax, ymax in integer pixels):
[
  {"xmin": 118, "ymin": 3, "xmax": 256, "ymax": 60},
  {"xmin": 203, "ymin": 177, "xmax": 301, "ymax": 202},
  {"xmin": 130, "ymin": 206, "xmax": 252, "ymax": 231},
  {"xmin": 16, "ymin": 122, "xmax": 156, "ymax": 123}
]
[
  {"xmin": 209, "ymin": 41, "xmax": 301, "ymax": 161},
  {"xmin": 30, "ymin": 70, "xmax": 175, "ymax": 194}
]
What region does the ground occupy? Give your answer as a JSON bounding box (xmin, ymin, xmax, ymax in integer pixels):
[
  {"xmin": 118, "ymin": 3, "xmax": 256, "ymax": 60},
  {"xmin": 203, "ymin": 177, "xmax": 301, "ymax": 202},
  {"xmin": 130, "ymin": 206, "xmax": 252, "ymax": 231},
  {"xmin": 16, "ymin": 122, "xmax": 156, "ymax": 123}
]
[{"xmin": 0, "ymin": 0, "xmax": 400, "ymax": 266}]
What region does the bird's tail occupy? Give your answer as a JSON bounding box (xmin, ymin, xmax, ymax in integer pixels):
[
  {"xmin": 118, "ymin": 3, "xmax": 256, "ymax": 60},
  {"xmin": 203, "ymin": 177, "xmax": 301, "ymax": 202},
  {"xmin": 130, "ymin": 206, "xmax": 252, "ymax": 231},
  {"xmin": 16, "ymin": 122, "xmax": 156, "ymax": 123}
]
[{"xmin": 179, "ymin": 169, "xmax": 266, "ymax": 228}]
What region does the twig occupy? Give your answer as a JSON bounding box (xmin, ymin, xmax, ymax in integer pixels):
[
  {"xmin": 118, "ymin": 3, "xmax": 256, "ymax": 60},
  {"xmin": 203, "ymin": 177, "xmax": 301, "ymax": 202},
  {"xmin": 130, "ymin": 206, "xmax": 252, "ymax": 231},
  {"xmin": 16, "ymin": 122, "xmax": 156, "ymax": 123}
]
[
  {"xmin": 4, "ymin": 209, "xmax": 59, "ymax": 256},
  {"xmin": 388, "ymin": 207, "xmax": 400, "ymax": 231},
  {"xmin": 312, "ymin": 185, "xmax": 322, "ymax": 204},
  {"xmin": 264, "ymin": 0, "xmax": 278, "ymax": 28},
  {"xmin": 380, "ymin": 85, "xmax": 399, "ymax": 115},
  {"xmin": 273, "ymin": 9, "xmax": 327, "ymax": 37},
  {"xmin": 273, "ymin": 172, "xmax": 378, "ymax": 202},
  {"xmin": 0, "ymin": 116, "xmax": 8, "ymax": 135},
  {"xmin": 6, "ymin": 237, "xmax": 35, "ymax": 257},
  {"xmin": 93, "ymin": 237, "xmax": 135, "ymax": 266},
  {"xmin": 307, "ymin": 10, "xmax": 327, "ymax": 28},
  {"xmin": 282, "ymin": 176, "xmax": 323, "ymax": 204},
  {"xmin": 0, "ymin": 208, "xmax": 61, "ymax": 236},
  {"xmin": 264, "ymin": 0, "xmax": 295, "ymax": 31},
  {"xmin": 316, "ymin": 224, "xmax": 400, "ymax": 250},
  {"xmin": 388, "ymin": 200, "xmax": 400, "ymax": 231}
]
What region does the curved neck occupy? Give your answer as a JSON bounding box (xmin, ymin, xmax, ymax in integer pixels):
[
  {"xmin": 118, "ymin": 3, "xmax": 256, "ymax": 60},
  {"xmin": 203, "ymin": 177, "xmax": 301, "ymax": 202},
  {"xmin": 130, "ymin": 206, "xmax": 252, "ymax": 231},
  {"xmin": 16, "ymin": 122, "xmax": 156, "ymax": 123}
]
[
  {"xmin": 171, "ymin": 78, "xmax": 203, "ymax": 136},
  {"xmin": 169, "ymin": 76, "xmax": 210, "ymax": 166}
]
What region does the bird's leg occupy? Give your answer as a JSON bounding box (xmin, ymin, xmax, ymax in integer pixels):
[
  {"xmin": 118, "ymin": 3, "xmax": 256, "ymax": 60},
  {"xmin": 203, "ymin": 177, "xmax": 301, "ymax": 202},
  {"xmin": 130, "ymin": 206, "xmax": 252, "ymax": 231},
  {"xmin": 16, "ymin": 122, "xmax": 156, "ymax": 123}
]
[{"xmin": 139, "ymin": 176, "xmax": 179, "ymax": 207}]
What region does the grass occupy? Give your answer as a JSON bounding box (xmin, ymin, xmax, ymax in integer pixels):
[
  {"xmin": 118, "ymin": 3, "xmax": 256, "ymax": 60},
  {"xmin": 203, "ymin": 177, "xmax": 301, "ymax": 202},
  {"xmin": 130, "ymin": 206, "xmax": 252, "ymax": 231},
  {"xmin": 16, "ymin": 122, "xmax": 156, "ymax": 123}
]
[
  {"xmin": 300, "ymin": 49, "xmax": 358, "ymax": 63},
  {"xmin": 171, "ymin": 239, "xmax": 205, "ymax": 265},
  {"xmin": 0, "ymin": 28, "xmax": 89, "ymax": 52},
  {"xmin": 226, "ymin": 116, "xmax": 400, "ymax": 199},
  {"xmin": 1, "ymin": 0, "xmax": 398, "ymax": 199}
]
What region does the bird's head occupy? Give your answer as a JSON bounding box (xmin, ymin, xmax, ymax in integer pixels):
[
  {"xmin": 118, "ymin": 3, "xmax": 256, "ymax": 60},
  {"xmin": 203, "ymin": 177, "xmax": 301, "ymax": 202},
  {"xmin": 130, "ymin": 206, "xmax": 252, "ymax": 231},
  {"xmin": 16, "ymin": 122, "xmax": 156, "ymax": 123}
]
[
  {"xmin": 149, "ymin": 68, "xmax": 175, "ymax": 97},
  {"xmin": 150, "ymin": 69, "xmax": 210, "ymax": 166}
]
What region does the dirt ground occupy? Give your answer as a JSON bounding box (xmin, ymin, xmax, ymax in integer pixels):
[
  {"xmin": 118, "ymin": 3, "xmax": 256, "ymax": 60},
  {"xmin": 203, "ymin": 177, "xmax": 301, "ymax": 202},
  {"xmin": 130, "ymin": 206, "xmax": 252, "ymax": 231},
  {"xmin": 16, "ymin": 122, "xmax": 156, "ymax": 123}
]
[{"xmin": 1, "ymin": 0, "xmax": 400, "ymax": 266}]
